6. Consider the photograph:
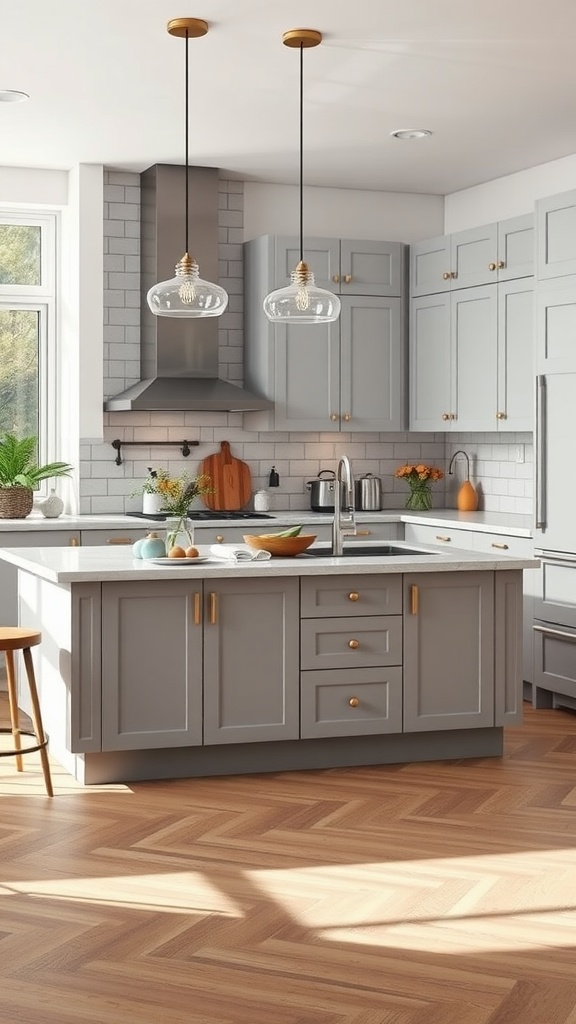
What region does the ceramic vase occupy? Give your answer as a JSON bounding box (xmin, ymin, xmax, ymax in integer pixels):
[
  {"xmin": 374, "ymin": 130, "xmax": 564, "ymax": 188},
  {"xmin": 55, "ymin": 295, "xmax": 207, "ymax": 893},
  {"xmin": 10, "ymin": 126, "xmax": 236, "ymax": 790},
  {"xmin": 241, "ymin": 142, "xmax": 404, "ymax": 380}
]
[
  {"xmin": 142, "ymin": 492, "xmax": 165, "ymax": 515},
  {"xmin": 39, "ymin": 488, "xmax": 64, "ymax": 518}
]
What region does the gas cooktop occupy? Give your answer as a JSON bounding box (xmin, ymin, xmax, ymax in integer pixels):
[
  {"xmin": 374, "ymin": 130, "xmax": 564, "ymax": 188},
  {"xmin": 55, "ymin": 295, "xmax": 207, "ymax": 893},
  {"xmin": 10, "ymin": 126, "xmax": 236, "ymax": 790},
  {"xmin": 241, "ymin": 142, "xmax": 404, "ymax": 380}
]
[{"xmin": 126, "ymin": 510, "xmax": 276, "ymax": 522}]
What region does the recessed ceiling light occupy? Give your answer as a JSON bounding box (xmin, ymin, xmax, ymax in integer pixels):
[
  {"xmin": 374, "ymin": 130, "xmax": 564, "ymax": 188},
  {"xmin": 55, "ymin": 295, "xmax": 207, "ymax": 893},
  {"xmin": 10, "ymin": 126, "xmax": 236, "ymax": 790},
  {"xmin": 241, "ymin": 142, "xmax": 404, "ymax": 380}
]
[
  {"xmin": 390, "ymin": 128, "xmax": 432, "ymax": 140},
  {"xmin": 0, "ymin": 89, "xmax": 30, "ymax": 103}
]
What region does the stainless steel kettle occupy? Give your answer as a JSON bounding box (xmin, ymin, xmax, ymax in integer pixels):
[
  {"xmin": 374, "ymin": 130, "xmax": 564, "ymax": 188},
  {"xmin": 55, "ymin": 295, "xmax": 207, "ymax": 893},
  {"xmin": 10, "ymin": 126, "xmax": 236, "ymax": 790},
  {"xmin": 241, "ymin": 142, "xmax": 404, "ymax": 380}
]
[
  {"xmin": 355, "ymin": 472, "xmax": 383, "ymax": 511},
  {"xmin": 306, "ymin": 469, "xmax": 345, "ymax": 512}
]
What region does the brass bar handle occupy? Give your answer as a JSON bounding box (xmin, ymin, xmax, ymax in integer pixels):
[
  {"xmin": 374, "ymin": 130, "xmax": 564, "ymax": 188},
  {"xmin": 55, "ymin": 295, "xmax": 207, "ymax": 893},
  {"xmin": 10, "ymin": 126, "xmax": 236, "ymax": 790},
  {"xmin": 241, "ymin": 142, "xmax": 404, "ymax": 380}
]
[
  {"xmin": 348, "ymin": 697, "xmax": 360, "ymax": 708},
  {"xmin": 344, "ymin": 274, "xmax": 352, "ymax": 284},
  {"xmin": 348, "ymin": 639, "xmax": 360, "ymax": 650},
  {"xmin": 332, "ymin": 274, "xmax": 341, "ymax": 283},
  {"xmin": 355, "ymin": 530, "xmax": 371, "ymax": 537},
  {"xmin": 491, "ymin": 542, "xmax": 509, "ymax": 550},
  {"xmin": 348, "ymin": 591, "xmax": 360, "ymax": 602},
  {"xmin": 410, "ymin": 584, "xmax": 419, "ymax": 615},
  {"xmin": 106, "ymin": 537, "xmax": 133, "ymax": 545},
  {"xmin": 193, "ymin": 592, "xmax": 201, "ymax": 625},
  {"xmin": 435, "ymin": 535, "xmax": 451, "ymax": 542},
  {"xmin": 69, "ymin": 537, "xmax": 80, "ymax": 547},
  {"xmin": 209, "ymin": 592, "xmax": 217, "ymax": 625}
]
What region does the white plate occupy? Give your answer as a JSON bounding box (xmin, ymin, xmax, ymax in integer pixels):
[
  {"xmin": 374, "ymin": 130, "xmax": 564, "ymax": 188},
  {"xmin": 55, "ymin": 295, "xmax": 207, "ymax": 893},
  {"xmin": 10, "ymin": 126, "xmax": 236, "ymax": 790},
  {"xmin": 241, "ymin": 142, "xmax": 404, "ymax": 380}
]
[{"xmin": 148, "ymin": 556, "xmax": 209, "ymax": 565}]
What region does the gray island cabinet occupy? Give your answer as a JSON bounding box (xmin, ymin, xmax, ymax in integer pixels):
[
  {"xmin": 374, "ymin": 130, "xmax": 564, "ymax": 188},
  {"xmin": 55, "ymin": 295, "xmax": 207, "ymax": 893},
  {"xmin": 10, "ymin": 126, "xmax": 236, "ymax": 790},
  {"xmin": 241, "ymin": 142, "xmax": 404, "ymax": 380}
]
[{"xmin": 2, "ymin": 543, "xmax": 536, "ymax": 785}]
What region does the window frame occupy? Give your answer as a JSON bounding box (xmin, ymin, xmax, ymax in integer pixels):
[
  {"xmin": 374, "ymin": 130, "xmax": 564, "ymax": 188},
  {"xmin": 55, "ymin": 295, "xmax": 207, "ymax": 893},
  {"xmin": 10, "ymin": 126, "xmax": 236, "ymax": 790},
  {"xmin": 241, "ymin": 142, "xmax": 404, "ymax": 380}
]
[{"xmin": 0, "ymin": 210, "xmax": 58, "ymax": 491}]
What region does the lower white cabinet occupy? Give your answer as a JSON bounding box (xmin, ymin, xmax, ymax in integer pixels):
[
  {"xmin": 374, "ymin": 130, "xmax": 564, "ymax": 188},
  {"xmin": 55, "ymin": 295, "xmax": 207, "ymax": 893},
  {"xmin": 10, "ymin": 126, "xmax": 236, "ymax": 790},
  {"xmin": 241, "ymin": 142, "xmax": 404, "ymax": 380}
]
[{"xmin": 100, "ymin": 577, "xmax": 300, "ymax": 751}]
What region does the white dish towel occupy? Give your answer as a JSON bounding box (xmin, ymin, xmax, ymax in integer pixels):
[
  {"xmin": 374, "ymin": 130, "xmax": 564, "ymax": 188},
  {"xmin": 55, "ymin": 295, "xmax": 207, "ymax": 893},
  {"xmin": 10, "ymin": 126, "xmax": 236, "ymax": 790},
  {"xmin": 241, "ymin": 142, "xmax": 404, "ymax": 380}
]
[{"xmin": 209, "ymin": 544, "xmax": 272, "ymax": 562}]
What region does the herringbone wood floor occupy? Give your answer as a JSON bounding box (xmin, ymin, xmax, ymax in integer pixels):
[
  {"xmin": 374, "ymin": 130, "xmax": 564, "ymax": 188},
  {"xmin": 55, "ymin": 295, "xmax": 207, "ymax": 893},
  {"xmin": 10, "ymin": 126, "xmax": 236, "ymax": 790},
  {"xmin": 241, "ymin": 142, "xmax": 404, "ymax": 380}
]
[{"xmin": 2, "ymin": 698, "xmax": 576, "ymax": 1023}]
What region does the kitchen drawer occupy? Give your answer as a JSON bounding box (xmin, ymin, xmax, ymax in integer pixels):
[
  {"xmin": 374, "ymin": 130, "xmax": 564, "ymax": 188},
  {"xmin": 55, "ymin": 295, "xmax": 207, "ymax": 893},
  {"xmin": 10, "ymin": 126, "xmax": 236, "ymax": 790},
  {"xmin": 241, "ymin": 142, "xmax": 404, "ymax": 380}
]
[
  {"xmin": 472, "ymin": 532, "xmax": 533, "ymax": 557},
  {"xmin": 301, "ymin": 666, "xmax": 403, "ymax": 738},
  {"xmin": 534, "ymin": 556, "xmax": 576, "ymax": 629},
  {"xmin": 194, "ymin": 526, "xmax": 258, "ymax": 546},
  {"xmin": 301, "ymin": 575, "xmax": 402, "ymax": 618},
  {"xmin": 534, "ymin": 619, "xmax": 576, "ymax": 703},
  {"xmin": 301, "ymin": 615, "xmax": 402, "ymax": 670},
  {"xmin": 351, "ymin": 522, "xmax": 401, "ymax": 541},
  {"xmin": 402, "ymin": 523, "xmax": 474, "ymax": 550},
  {"xmin": 80, "ymin": 529, "xmax": 145, "ymax": 546}
]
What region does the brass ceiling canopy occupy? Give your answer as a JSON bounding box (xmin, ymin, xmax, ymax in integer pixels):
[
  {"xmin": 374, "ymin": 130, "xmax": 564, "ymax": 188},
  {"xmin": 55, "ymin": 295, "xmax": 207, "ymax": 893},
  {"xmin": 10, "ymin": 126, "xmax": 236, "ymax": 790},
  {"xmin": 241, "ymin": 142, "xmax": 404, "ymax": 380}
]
[
  {"xmin": 167, "ymin": 17, "xmax": 208, "ymax": 39},
  {"xmin": 282, "ymin": 28, "xmax": 322, "ymax": 49}
]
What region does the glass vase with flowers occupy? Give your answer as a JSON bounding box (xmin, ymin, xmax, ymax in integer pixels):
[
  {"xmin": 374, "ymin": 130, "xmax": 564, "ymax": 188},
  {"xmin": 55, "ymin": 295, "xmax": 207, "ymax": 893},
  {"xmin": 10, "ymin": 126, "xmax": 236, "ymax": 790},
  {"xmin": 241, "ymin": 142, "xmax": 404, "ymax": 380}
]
[
  {"xmin": 156, "ymin": 470, "xmax": 213, "ymax": 552},
  {"xmin": 395, "ymin": 463, "xmax": 444, "ymax": 511}
]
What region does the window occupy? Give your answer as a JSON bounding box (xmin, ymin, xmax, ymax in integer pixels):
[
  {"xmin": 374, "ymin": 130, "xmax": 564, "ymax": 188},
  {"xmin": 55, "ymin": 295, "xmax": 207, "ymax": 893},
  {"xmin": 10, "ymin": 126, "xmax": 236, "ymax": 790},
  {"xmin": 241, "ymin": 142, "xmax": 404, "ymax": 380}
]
[{"xmin": 0, "ymin": 211, "xmax": 57, "ymax": 472}]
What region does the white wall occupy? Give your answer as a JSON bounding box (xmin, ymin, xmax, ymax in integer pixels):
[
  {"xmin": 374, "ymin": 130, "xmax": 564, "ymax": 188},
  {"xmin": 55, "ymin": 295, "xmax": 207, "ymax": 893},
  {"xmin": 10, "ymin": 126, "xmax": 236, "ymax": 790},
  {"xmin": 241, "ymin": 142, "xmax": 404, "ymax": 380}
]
[
  {"xmin": 0, "ymin": 166, "xmax": 68, "ymax": 206},
  {"xmin": 244, "ymin": 182, "xmax": 444, "ymax": 243},
  {"xmin": 445, "ymin": 152, "xmax": 576, "ymax": 232}
]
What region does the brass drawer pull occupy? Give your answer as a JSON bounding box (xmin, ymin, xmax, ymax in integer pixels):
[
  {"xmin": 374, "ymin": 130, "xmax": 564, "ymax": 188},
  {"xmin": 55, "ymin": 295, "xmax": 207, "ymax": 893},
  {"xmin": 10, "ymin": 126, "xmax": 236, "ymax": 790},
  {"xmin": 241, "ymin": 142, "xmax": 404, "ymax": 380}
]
[
  {"xmin": 491, "ymin": 542, "xmax": 509, "ymax": 550},
  {"xmin": 344, "ymin": 274, "xmax": 352, "ymax": 284},
  {"xmin": 355, "ymin": 530, "xmax": 371, "ymax": 537},
  {"xmin": 348, "ymin": 591, "xmax": 359, "ymax": 602},
  {"xmin": 435, "ymin": 535, "xmax": 451, "ymax": 542},
  {"xmin": 215, "ymin": 535, "xmax": 224, "ymax": 543},
  {"xmin": 106, "ymin": 537, "xmax": 133, "ymax": 545},
  {"xmin": 209, "ymin": 592, "xmax": 218, "ymax": 624},
  {"xmin": 348, "ymin": 697, "xmax": 360, "ymax": 708},
  {"xmin": 193, "ymin": 592, "xmax": 201, "ymax": 625},
  {"xmin": 410, "ymin": 585, "xmax": 419, "ymax": 615},
  {"xmin": 69, "ymin": 537, "xmax": 79, "ymax": 547},
  {"xmin": 348, "ymin": 639, "xmax": 360, "ymax": 650}
]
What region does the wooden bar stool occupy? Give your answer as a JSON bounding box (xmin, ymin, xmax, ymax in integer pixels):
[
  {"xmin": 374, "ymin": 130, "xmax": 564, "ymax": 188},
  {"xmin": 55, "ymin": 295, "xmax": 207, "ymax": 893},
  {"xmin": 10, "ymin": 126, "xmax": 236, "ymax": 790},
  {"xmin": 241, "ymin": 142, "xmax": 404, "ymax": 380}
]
[{"xmin": 0, "ymin": 627, "xmax": 53, "ymax": 796}]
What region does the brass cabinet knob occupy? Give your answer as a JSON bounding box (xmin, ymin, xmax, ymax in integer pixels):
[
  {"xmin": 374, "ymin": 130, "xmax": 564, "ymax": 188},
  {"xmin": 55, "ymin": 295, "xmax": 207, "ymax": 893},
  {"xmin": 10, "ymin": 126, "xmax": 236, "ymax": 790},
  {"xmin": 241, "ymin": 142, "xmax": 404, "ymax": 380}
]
[
  {"xmin": 451, "ymin": 271, "xmax": 458, "ymax": 279},
  {"xmin": 343, "ymin": 413, "xmax": 351, "ymax": 422},
  {"xmin": 489, "ymin": 262, "xmax": 497, "ymax": 271},
  {"xmin": 348, "ymin": 639, "xmax": 360, "ymax": 650},
  {"xmin": 348, "ymin": 697, "xmax": 360, "ymax": 708},
  {"xmin": 344, "ymin": 274, "xmax": 352, "ymax": 284},
  {"xmin": 332, "ymin": 274, "xmax": 340, "ymax": 283},
  {"xmin": 496, "ymin": 411, "xmax": 506, "ymax": 419},
  {"xmin": 442, "ymin": 413, "xmax": 450, "ymax": 421},
  {"xmin": 330, "ymin": 413, "xmax": 339, "ymax": 422},
  {"xmin": 442, "ymin": 272, "xmax": 451, "ymax": 280},
  {"xmin": 348, "ymin": 591, "xmax": 359, "ymax": 602},
  {"xmin": 436, "ymin": 535, "xmax": 451, "ymax": 542},
  {"xmin": 215, "ymin": 535, "xmax": 224, "ymax": 543},
  {"xmin": 450, "ymin": 413, "xmax": 456, "ymax": 420},
  {"xmin": 496, "ymin": 260, "xmax": 505, "ymax": 269},
  {"xmin": 491, "ymin": 542, "xmax": 509, "ymax": 550},
  {"xmin": 70, "ymin": 537, "xmax": 79, "ymax": 547}
]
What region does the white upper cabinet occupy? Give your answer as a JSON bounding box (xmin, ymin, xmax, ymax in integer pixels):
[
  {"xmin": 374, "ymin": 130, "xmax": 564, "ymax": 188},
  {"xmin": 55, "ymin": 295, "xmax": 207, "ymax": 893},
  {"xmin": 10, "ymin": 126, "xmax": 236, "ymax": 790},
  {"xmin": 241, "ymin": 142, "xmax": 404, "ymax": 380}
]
[
  {"xmin": 244, "ymin": 234, "xmax": 407, "ymax": 432},
  {"xmin": 536, "ymin": 189, "xmax": 576, "ymax": 280},
  {"xmin": 410, "ymin": 215, "xmax": 534, "ymax": 296}
]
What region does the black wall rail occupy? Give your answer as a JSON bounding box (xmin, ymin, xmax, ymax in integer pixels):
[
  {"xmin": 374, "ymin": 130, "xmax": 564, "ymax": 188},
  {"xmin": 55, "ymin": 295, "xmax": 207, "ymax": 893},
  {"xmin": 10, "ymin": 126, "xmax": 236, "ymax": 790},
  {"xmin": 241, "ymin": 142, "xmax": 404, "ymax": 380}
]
[{"xmin": 111, "ymin": 439, "xmax": 200, "ymax": 466}]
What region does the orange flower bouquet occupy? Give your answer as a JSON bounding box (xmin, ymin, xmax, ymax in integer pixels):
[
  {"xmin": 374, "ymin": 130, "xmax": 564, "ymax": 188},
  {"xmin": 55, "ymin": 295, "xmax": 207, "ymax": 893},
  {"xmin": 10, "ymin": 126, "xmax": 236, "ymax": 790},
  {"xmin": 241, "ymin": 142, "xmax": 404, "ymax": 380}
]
[{"xmin": 395, "ymin": 463, "xmax": 444, "ymax": 511}]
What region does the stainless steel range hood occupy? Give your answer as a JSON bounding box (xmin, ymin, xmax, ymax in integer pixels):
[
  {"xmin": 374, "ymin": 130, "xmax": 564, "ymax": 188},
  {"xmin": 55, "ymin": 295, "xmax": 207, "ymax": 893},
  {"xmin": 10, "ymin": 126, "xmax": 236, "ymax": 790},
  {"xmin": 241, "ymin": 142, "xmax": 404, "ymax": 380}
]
[{"xmin": 104, "ymin": 164, "xmax": 270, "ymax": 413}]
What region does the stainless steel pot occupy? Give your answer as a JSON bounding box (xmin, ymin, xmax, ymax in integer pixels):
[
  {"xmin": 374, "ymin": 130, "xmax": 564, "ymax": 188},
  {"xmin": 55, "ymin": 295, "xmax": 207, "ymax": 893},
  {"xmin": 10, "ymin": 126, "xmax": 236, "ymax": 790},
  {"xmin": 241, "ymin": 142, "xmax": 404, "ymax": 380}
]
[
  {"xmin": 355, "ymin": 472, "xmax": 383, "ymax": 511},
  {"xmin": 306, "ymin": 469, "xmax": 345, "ymax": 512}
]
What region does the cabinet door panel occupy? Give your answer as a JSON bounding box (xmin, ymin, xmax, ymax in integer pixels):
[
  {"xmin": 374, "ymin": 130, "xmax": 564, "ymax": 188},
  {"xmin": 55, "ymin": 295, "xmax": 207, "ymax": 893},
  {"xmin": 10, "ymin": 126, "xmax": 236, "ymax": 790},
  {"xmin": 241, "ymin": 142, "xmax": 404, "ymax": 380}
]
[
  {"xmin": 534, "ymin": 622, "xmax": 576, "ymax": 702},
  {"xmin": 497, "ymin": 279, "xmax": 533, "ymax": 431},
  {"xmin": 340, "ymin": 240, "xmax": 404, "ymax": 296},
  {"xmin": 274, "ymin": 236, "xmax": 340, "ymax": 291},
  {"xmin": 301, "ymin": 666, "xmax": 403, "ymax": 738},
  {"xmin": 409, "ymin": 293, "xmax": 451, "ymax": 430},
  {"xmin": 403, "ymin": 572, "xmax": 494, "ymax": 731},
  {"xmin": 452, "ymin": 285, "xmax": 497, "ymax": 430},
  {"xmin": 497, "ymin": 214, "xmax": 534, "ymax": 281},
  {"xmin": 203, "ymin": 577, "xmax": 299, "ymax": 744},
  {"xmin": 536, "ymin": 277, "xmax": 576, "ymax": 373},
  {"xmin": 102, "ymin": 581, "xmax": 203, "ymax": 750},
  {"xmin": 494, "ymin": 570, "xmax": 523, "ymax": 724},
  {"xmin": 273, "ymin": 321, "xmax": 340, "ymax": 431},
  {"xmin": 410, "ymin": 236, "xmax": 451, "ymax": 297},
  {"xmin": 451, "ymin": 223, "xmax": 497, "ymax": 289},
  {"xmin": 536, "ymin": 190, "xmax": 576, "ymax": 279},
  {"xmin": 340, "ymin": 296, "xmax": 403, "ymax": 431}
]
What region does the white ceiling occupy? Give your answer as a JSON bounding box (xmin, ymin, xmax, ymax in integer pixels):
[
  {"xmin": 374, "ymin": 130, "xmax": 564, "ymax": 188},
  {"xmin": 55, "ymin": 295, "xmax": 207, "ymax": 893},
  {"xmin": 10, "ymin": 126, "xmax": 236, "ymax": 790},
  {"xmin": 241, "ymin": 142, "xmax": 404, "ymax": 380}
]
[{"xmin": 3, "ymin": 0, "xmax": 576, "ymax": 195}]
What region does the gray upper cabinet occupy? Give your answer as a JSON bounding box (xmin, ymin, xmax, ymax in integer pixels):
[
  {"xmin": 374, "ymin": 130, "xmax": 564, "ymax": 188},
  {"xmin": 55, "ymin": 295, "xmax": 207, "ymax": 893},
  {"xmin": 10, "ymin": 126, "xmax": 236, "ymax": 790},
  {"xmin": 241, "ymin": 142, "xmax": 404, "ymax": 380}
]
[
  {"xmin": 403, "ymin": 571, "xmax": 495, "ymax": 732},
  {"xmin": 410, "ymin": 281, "xmax": 533, "ymax": 432},
  {"xmin": 411, "ymin": 215, "xmax": 534, "ymax": 296},
  {"xmin": 244, "ymin": 234, "xmax": 407, "ymax": 432},
  {"xmin": 535, "ymin": 276, "xmax": 576, "ymax": 374},
  {"xmin": 536, "ymin": 189, "xmax": 576, "ymax": 279}
]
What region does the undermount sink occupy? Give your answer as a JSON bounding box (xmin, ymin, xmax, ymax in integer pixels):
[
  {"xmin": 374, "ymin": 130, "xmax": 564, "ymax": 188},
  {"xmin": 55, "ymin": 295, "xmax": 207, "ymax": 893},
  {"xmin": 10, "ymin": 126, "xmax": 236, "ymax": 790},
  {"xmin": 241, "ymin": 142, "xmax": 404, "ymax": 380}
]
[{"xmin": 301, "ymin": 544, "xmax": 439, "ymax": 558}]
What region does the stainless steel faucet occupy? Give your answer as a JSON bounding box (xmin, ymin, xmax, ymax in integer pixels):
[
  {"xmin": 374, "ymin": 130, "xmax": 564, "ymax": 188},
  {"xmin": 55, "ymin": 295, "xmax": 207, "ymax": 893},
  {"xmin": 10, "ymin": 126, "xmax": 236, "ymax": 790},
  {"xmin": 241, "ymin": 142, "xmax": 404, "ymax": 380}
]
[{"xmin": 332, "ymin": 455, "xmax": 357, "ymax": 555}]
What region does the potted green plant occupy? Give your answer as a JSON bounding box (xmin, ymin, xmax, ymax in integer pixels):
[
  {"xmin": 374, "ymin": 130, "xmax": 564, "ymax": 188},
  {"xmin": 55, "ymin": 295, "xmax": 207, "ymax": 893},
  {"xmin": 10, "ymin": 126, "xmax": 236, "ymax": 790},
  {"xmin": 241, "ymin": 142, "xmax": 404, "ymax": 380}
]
[{"xmin": 0, "ymin": 432, "xmax": 73, "ymax": 519}]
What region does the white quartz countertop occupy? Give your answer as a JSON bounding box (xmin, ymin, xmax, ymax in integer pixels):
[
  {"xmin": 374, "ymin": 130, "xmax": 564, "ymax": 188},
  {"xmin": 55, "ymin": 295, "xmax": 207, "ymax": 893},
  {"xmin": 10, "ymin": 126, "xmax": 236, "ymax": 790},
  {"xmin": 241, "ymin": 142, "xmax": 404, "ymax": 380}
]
[
  {"xmin": 0, "ymin": 542, "xmax": 540, "ymax": 584},
  {"xmin": 0, "ymin": 508, "xmax": 533, "ymax": 537}
]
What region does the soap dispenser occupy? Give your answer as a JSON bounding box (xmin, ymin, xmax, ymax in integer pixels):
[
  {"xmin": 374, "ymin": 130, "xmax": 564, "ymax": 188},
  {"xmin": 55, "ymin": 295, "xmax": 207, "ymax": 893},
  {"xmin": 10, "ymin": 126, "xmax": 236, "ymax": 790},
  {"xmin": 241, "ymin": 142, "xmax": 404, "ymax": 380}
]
[{"xmin": 448, "ymin": 450, "xmax": 479, "ymax": 511}]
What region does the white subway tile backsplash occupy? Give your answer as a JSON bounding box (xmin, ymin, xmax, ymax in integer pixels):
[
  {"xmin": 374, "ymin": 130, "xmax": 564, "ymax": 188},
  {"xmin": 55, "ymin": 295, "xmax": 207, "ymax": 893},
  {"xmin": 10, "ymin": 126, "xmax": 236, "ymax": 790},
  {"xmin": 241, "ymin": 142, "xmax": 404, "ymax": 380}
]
[{"xmin": 86, "ymin": 170, "xmax": 534, "ymax": 515}]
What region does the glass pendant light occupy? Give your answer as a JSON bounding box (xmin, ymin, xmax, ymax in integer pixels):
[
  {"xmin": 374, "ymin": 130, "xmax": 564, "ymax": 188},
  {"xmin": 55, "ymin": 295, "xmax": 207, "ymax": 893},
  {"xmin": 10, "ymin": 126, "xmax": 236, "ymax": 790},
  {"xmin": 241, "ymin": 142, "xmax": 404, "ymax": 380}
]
[
  {"xmin": 263, "ymin": 29, "xmax": 341, "ymax": 325},
  {"xmin": 147, "ymin": 18, "xmax": 228, "ymax": 318}
]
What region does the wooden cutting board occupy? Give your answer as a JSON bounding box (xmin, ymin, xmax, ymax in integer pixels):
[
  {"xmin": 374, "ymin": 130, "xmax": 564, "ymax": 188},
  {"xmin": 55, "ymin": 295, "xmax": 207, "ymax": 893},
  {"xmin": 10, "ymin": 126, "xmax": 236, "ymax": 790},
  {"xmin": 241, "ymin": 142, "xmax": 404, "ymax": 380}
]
[{"xmin": 199, "ymin": 441, "xmax": 252, "ymax": 511}]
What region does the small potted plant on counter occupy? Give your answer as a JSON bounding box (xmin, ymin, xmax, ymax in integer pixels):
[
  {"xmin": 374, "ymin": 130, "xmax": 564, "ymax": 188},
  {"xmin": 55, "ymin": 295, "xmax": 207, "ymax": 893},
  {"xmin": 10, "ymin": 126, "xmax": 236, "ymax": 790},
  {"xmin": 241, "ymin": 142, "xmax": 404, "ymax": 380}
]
[{"xmin": 0, "ymin": 432, "xmax": 73, "ymax": 519}]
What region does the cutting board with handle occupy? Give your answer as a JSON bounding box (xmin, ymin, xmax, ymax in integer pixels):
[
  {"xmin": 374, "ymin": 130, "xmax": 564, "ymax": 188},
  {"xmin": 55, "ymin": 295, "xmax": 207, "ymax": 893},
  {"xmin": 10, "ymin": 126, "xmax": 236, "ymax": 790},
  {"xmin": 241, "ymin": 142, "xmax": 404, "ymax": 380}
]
[{"xmin": 199, "ymin": 441, "xmax": 252, "ymax": 510}]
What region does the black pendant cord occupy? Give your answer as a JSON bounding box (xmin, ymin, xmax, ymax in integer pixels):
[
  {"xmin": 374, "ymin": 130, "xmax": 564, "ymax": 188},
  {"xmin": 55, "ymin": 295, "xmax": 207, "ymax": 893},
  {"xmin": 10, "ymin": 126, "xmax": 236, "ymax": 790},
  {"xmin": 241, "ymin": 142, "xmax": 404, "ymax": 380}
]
[
  {"xmin": 184, "ymin": 29, "xmax": 190, "ymax": 256},
  {"xmin": 299, "ymin": 42, "xmax": 304, "ymax": 265}
]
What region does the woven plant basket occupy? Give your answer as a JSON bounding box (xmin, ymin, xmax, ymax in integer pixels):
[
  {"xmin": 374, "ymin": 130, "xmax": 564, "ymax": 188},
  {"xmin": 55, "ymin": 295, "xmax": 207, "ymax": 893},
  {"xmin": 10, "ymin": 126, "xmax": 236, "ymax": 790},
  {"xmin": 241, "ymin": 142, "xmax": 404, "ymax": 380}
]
[{"xmin": 0, "ymin": 486, "xmax": 34, "ymax": 519}]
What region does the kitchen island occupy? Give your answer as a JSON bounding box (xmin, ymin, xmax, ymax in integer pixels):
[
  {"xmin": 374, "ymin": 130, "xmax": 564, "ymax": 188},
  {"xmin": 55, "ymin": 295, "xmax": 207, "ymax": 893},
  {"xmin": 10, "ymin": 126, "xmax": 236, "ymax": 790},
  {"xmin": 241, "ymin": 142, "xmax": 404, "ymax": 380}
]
[{"xmin": 0, "ymin": 542, "xmax": 539, "ymax": 785}]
